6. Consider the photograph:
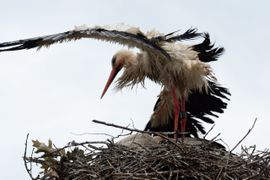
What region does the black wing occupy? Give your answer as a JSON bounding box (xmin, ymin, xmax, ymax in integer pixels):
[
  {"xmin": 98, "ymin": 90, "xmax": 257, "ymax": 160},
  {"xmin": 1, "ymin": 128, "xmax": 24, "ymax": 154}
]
[
  {"xmin": 145, "ymin": 80, "xmax": 230, "ymax": 138},
  {"xmin": 192, "ymin": 33, "xmax": 225, "ymax": 62},
  {"xmin": 155, "ymin": 29, "xmax": 224, "ymax": 63},
  {"xmin": 151, "ymin": 28, "xmax": 202, "ymax": 43}
]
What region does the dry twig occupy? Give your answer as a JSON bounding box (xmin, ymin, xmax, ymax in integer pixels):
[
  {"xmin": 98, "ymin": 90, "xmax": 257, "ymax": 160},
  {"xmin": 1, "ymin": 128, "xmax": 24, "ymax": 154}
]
[{"xmin": 230, "ymin": 118, "xmax": 257, "ymax": 153}]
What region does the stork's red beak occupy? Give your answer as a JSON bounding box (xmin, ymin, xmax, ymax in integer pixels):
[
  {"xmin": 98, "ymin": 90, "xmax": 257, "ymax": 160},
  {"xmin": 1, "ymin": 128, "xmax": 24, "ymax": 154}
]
[{"xmin": 101, "ymin": 67, "xmax": 120, "ymax": 99}]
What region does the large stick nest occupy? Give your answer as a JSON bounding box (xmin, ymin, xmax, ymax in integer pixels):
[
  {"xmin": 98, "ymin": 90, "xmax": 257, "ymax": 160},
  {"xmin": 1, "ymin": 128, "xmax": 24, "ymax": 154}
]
[{"xmin": 24, "ymin": 133, "xmax": 270, "ymax": 180}]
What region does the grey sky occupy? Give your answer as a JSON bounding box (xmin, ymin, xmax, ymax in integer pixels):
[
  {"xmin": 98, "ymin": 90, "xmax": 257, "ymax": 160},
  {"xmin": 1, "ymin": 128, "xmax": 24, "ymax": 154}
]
[{"xmin": 0, "ymin": 1, "xmax": 269, "ymax": 179}]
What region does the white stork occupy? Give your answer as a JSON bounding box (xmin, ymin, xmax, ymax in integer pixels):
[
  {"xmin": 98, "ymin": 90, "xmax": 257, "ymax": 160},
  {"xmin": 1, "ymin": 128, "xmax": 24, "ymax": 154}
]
[{"xmin": 0, "ymin": 24, "xmax": 229, "ymax": 139}]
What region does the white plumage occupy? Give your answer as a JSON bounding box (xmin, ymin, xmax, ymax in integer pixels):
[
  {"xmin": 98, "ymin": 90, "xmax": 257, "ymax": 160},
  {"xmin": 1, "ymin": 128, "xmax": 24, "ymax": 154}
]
[{"xmin": 0, "ymin": 24, "xmax": 228, "ymax": 139}]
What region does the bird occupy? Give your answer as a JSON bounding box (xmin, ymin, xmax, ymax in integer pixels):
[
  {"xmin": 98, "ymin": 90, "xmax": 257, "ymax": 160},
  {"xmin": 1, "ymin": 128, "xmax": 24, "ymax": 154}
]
[
  {"xmin": 145, "ymin": 80, "xmax": 230, "ymax": 138},
  {"xmin": 0, "ymin": 24, "xmax": 229, "ymax": 139}
]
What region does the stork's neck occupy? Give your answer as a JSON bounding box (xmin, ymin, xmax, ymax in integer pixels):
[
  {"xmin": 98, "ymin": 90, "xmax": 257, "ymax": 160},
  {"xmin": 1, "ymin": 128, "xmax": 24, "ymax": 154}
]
[
  {"xmin": 123, "ymin": 52, "xmax": 138, "ymax": 68},
  {"xmin": 114, "ymin": 50, "xmax": 138, "ymax": 68}
]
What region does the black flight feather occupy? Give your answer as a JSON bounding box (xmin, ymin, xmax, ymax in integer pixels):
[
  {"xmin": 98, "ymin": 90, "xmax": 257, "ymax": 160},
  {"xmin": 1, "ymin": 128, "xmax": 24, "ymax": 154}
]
[{"xmin": 144, "ymin": 80, "xmax": 230, "ymax": 138}]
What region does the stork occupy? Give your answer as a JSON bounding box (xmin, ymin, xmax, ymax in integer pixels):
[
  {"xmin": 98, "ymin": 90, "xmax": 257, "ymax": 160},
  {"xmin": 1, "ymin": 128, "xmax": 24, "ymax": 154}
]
[{"xmin": 0, "ymin": 24, "xmax": 229, "ymax": 139}]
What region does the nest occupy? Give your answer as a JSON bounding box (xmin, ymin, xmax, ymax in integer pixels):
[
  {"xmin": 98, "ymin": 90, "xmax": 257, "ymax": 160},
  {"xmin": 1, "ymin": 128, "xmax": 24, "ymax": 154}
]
[{"xmin": 24, "ymin": 133, "xmax": 270, "ymax": 180}]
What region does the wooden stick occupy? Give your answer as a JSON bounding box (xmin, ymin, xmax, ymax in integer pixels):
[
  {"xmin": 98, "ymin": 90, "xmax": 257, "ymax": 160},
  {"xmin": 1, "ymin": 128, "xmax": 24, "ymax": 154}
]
[{"xmin": 230, "ymin": 118, "xmax": 257, "ymax": 153}]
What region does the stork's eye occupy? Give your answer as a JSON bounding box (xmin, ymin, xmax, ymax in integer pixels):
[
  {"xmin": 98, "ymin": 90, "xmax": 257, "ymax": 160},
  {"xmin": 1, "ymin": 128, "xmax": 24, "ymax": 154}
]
[{"xmin": 111, "ymin": 56, "xmax": 117, "ymax": 67}]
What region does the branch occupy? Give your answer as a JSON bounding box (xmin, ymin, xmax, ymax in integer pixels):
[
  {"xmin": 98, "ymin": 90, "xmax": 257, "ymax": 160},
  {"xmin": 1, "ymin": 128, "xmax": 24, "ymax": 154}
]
[
  {"xmin": 203, "ymin": 124, "xmax": 215, "ymax": 139},
  {"xmin": 92, "ymin": 119, "xmax": 146, "ymax": 134},
  {"xmin": 230, "ymin": 118, "xmax": 257, "ymax": 153},
  {"xmin": 70, "ymin": 132, "xmax": 115, "ymax": 138},
  {"xmin": 92, "ymin": 119, "xmax": 184, "ymax": 136},
  {"xmin": 23, "ymin": 133, "xmax": 38, "ymax": 180},
  {"xmin": 92, "ymin": 119, "xmax": 185, "ymax": 150}
]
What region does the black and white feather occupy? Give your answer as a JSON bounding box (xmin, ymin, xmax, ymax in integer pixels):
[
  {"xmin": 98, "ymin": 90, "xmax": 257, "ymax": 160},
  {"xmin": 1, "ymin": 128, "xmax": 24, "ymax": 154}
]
[
  {"xmin": 0, "ymin": 24, "xmax": 230, "ymax": 137},
  {"xmin": 0, "ymin": 24, "xmax": 172, "ymax": 60}
]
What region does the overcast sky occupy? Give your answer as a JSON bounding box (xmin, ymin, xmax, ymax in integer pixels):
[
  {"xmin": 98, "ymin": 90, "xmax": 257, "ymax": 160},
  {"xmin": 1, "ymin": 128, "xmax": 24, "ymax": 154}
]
[{"xmin": 0, "ymin": 1, "xmax": 269, "ymax": 179}]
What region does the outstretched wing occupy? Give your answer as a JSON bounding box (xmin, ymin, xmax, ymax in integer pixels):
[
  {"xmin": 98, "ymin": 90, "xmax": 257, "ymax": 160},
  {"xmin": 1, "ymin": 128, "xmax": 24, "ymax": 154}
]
[{"xmin": 0, "ymin": 24, "xmax": 170, "ymax": 60}]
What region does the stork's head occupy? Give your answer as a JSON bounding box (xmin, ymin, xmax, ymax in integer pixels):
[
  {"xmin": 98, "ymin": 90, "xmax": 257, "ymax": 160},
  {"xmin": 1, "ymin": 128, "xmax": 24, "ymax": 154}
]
[{"xmin": 101, "ymin": 50, "xmax": 136, "ymax": 98}]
